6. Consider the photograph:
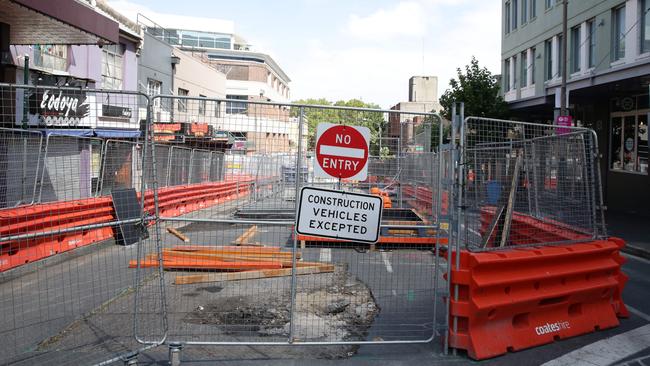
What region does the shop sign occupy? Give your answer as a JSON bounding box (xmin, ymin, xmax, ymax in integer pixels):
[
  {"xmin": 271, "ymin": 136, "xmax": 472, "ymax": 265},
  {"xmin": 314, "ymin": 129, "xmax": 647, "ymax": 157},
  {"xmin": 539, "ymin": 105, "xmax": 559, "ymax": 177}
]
[
  {"xmin": 102, "ymin": 104, "xmax": 132, "ymax": 118},
  {"xmin": 29, "ymin": 90, "xmax": 91, "ymax": 127},
  {"xmin": 555, "ymin": 115, "xmax": 572, "ymax": 135}
]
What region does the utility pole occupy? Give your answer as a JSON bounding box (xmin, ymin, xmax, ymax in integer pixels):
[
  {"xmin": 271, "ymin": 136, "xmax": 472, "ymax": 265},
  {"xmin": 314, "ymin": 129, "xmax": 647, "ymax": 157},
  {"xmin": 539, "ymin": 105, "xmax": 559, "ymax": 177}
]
[{"xmin": 560, "ymin": 0, "xmax": 568, "ymax": 117}]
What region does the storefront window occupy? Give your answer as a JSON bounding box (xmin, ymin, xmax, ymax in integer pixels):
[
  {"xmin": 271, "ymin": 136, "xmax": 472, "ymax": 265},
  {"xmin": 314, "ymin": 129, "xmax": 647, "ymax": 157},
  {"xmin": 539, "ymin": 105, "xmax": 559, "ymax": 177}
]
[{"xmin": 611, "ymin": 113, "xmax": 648, "ymax": 174}]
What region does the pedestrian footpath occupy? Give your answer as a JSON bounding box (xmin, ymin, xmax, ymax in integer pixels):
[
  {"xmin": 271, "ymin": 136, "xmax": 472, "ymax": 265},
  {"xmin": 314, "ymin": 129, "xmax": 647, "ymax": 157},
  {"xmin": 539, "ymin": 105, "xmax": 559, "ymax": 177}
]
[{"xmin": 607, "ymin": 211, "xmax": 650, "ymax": 260}]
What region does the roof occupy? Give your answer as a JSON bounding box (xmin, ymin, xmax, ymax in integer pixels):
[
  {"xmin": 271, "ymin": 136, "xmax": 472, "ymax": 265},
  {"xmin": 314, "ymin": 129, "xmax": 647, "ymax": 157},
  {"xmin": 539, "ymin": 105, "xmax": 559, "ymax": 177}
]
[
  {"xmin": 203, "ymin": 49, "xmax": 291, "ymax": 83},
  {"xmin": 2, "ymin": 0, "xmax": 119, "ymax": 44},
  {"xmin": 95, "ymin": 0, "xmax": 142, "ymax": 41}
]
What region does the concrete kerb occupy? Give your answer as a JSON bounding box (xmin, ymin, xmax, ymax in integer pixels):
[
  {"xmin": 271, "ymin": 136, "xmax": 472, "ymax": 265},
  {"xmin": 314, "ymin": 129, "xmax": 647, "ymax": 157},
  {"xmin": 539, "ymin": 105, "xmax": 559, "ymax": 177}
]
[{"xmin": 621, "ymin": 244, "xmax": 650, "ymax": 261}]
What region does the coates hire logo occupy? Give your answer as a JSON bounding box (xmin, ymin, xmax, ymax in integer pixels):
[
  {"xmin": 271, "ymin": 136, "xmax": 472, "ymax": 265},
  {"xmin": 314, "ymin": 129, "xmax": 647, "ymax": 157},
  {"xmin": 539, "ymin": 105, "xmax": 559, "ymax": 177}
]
[{"xmin": 534, "ymin": 321, "xmax": 571, "ymax": 336}]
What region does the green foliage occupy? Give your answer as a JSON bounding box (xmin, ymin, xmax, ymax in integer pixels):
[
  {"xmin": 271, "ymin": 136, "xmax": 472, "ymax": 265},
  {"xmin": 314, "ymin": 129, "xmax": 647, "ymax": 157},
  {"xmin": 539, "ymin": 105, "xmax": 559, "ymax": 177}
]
[
  {"xmin": 439, "ymin": 56, "xmax": 509, "ymax": 120},
  {"xmin": 379, "ymin": 146, "xmax": 391, "ymax": 158},
  {"xmin": 292, "ymin": 98, "xmax": 387, "ymax": 154}
]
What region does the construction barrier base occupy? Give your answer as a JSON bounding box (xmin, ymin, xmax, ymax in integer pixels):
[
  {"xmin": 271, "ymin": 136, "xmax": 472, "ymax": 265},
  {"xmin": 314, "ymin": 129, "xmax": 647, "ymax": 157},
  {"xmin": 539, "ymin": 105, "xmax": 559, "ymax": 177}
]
[{"xmin": 449, "ymin": 237, "xmax": 629, "ymax": 360}]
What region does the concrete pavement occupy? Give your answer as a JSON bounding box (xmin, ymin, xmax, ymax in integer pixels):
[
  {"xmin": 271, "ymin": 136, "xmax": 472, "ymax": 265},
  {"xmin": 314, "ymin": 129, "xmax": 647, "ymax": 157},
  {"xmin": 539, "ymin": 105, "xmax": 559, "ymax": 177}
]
[{"xmin": 607, "ymin": 211, "xmax": 650, "ymax": 260}]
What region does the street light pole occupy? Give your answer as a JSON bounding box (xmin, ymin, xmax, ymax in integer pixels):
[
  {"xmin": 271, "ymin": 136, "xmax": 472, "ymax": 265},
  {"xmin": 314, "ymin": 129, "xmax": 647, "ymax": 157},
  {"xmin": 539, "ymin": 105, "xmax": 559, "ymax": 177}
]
[{"xmin": 560, "ymin": 0, "xmax": 568, "ymax": 117}]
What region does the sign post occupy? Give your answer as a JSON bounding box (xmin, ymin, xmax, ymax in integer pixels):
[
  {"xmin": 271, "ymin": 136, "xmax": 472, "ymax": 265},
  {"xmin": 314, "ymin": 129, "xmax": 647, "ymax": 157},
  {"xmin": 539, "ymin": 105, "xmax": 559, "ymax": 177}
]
[
  {"xmin": 296, "ymin": 187, "xmax": 383, "ymax": 243},
  {"xmin": 314, "ymin": 123, "xmax": 370, "ymax": 181}
]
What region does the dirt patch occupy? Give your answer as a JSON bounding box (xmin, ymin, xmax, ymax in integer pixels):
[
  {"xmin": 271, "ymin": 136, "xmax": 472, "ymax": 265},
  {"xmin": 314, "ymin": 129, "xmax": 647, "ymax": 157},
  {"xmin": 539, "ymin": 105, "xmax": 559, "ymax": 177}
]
[{"xmin": 184, "ymin": 265, "xmax": 379, "ymax": 346}]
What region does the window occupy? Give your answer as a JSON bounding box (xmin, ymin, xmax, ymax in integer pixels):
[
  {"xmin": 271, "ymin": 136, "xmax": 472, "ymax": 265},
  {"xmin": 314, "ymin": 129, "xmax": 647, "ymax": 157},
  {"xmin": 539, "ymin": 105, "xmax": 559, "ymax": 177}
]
[
  {"xmin": 505, "ymin": 1, "xmax": 511, "ymax": 34},
  {"xmin": 611, "ymin": 113, "xmax": 648, "ymax": 174},
  {"xmin": 641, "ymin": 0, "xmax": 650, "ymax": 53},
  {"xmin": 545, "ymin": 0, "xmax": 555, "ymax": 10},
  {"xmin": 571, "ymin": 26, "xmax": 581, "ymax": 73},
  {"xmin": 503, "ymin": 58, "xmax": 510, "ymax": 92},
  {"xmin": 214, "ymin": 100, "xmax": 220, "ymax": 117},
  {"xmin": 587, "ymin": 19, "xmax": 596, "ymax": 67},
  {"xmin": 147, "ymin": 79, "xmax": 162, "ymax": 107},
  {"xmin": 102, "ymin": 44, "xmax": 125, "ymax": 90},
  {"xmin": 612, "ymin": 5, "xmax": 626, "ymax": 61},
  {"xmin": 177, "ymin": 88, "xmax": 189, "ymax": 112},
  {"xmin": 520, "ymin": 51, "xmax": 528, "ymax": 87},
  {"xmin": 512, "ymin": 55, "xmax": 517, "ymax": 88},
  {"xmin": 226, "ymin": 95, "xmax": 248, "ymax": 114},
  {"xmin": 531, "ymin": 47, "xmax": 536, "ymax": 84},
  {"xmin": 557, "ymin": 34, "xmax": 564, "ymax": 77},
  {"xmin": 33, "ymin": 44, "xmax": 67, "ymax": 71},
  {"xmin": 530, "ymin": 0, "xmax": 537, "ymax": 19},
  {"xmin": 512, "ymin": 0, "xmax": 518, "ymax": 29},
  {"xmin": 545, "ymin": 38, "xmax": 553, "ymax": 80},
  {"xmin": 522, "ymin": 0, "xmax": 528, "ymax": 24},
  {"xmin": 198, "ymin": 94, "xmax": 207, "ymax": 116}
]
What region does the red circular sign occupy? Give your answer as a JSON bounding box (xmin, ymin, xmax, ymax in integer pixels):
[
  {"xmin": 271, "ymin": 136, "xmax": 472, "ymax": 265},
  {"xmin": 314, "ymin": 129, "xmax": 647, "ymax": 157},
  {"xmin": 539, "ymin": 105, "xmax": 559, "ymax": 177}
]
[{"xmin": 316, "ymin": 125, "xmax": 368, "ymax": 179}]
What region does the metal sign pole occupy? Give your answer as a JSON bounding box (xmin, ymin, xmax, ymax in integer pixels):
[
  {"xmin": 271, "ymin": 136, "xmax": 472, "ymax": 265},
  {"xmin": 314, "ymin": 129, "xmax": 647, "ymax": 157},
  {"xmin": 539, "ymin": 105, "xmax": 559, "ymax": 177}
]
[{"xmin": 289, "ymin": 106, "xmax": 304, "ymax": 343}]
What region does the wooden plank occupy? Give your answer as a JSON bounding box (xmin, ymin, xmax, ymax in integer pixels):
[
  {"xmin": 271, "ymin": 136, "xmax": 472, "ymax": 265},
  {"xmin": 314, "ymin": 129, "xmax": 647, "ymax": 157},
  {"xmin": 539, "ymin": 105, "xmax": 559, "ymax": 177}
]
[
  {"xmin": 163, "ymin": 248, "xmax": 297, "ymax": 259},
  {"xmin": 161, "ymin": 251, "xmax": 310, "ymax": 268},
  {"xmin": 500, "ymin": 153, "xmax": 523, "ymax": 247},
  {"xmin": 128, "ymin": 258, "xmax": 283, "ymax": 270},
  {"xmin": 388, "ymin": 229, "xmax": 417, "ymax": 235},
  {"xmin": 169, "ymin": 245, "xmax": 289, "ymax": 254},
  {"xmin": 233, "ymin": 225, "xmax": 257, "ymax": 245},
  {"xmin": 174, "ymin": 265, "xmax": 335, "ymax": 285},
  {"xmin": 167, "ymin": 227, "xmax": 190, "ymax": 243}
]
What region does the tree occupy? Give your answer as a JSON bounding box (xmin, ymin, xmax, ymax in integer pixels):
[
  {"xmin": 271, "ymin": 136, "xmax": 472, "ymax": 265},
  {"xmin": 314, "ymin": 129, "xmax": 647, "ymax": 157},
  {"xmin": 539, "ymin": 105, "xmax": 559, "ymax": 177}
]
[
  {"xmin": 439, "ymin": 56, "xmax": 509, "ymax": 120},
  {"xmin": 291, "ymin": 98, "xmax": 387, "ymax": 155}
]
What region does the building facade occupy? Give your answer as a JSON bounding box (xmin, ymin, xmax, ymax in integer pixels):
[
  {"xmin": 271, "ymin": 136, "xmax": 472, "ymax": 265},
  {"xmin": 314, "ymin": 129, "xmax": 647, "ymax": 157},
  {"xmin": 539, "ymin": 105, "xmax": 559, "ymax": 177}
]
[
  {"xmin": 388, "ymin": 76, "xmax": 441, "ymax": 152},
  {"xmin": 185, "ymin": 48, "xmax": 293, "ymax": 153},
  {"xmin": 138, "ymin": 14, "xmax": 294, "ymax": 154},
  {"xmin": 501, "ymin": 0, "xmax": 650, "ymax": 215},
  {"xmin": 9, "ymin": 1, "xmax": 142, "ymax": 135}
]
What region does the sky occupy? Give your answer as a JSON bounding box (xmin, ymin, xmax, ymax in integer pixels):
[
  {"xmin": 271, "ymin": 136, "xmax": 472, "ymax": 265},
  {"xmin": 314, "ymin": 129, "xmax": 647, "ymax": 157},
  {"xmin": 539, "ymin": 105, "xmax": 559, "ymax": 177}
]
[{"xmin": 107, "ymin": 0, "xmax": 501, "ymax": 109}]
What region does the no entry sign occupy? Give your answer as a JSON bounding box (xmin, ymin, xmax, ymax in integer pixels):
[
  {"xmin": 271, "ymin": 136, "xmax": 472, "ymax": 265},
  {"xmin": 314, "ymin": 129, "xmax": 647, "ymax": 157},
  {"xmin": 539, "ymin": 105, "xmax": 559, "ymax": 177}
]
[
  {"xmin": 296, "ymin": 187, "xmax": 383, "ymax": 243},
  {"xmin": 314, "ymin": 123, "xmax": 370, "ymax": 180}
]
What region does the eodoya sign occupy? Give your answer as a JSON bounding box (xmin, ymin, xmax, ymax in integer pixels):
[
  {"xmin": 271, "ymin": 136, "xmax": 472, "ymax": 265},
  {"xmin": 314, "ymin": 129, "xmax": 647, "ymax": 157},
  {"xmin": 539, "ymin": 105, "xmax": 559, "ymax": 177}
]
[
  {"xmin": 296, "ymin": 187, "xmax": 383, "ymax": 243},
  {"xmin": 314, "ymin": 123, "xmax": 370, "ymax": 181}
]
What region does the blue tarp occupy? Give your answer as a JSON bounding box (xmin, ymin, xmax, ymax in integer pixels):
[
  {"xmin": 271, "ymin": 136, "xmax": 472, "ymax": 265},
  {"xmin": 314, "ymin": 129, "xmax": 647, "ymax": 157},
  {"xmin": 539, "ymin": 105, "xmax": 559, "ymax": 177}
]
[
  {"xmin": 39, "ymin": 129, "xmax": 140, "ymax": 138},
  {"xmin": 42, "ymin": 129, "xmax": 94, "ymax": 137},
  {"xmin": 94, "ymin": 129, "xmax": 141, "ymax": 138}
]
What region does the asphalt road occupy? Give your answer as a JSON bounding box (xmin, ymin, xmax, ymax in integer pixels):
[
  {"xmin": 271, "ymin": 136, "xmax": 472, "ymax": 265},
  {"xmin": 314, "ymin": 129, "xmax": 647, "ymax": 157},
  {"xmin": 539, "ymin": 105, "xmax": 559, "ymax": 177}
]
[{"xmin": 1, "ymin": 191, "xmax": 649, "ymax": 366}]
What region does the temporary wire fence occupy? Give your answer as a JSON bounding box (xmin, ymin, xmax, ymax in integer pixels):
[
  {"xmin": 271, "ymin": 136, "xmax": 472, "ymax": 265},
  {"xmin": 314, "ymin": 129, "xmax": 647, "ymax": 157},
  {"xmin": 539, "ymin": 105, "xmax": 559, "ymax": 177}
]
[
  {"xmin": 459, "ymin": 117, "xmax": 606, "ymax": 252},
  {"xmin": 0, "ymin": 83, "xmax": 608, "ymax": 365}
]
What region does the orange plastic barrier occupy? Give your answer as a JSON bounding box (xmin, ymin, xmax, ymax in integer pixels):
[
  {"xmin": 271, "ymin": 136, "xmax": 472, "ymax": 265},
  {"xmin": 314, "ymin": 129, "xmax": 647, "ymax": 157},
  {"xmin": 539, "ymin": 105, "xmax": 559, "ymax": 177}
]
[
  {"xmin": 370, "ymin": 187, "xmax": 392, "ymax": 209},
  {"xmin": 0, "ymin": 197, "xmax": 116, "ymax": 271},
  {"xmin": 402, "ymin": 185, "xmax": 448, "ymax": 216},
  {"xmin": 479, "ymin": 207, "xmax": 591, "ymax": 246},
  {"xmin": 0, "ymin": 177, "xmax": 256, "ymax": 272},
  {"xmin": 448, "ymin": 238, "xmax": 628, "ymax": 360},
  {"xmin": 153, "ymin": 123, "xmax": 181, "ymax": 133}
]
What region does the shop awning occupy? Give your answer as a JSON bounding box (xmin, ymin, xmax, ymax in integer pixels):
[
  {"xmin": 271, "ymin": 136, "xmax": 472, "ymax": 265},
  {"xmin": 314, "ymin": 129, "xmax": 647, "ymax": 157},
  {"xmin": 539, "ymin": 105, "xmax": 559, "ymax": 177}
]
[
  {"xmin": 0, "ymin": 0, "xmax": 119, "ymax": 45},
  {"xmin": 39, "ymin": 129, "xmax": 140, "ymax": 138},
  {"xmin": 94, "ymin": 129, "xmax": 141, "ymax": 138},
  {"xmin": 43, "ymin": 129, "xmax": 94, "ymax": 137}
]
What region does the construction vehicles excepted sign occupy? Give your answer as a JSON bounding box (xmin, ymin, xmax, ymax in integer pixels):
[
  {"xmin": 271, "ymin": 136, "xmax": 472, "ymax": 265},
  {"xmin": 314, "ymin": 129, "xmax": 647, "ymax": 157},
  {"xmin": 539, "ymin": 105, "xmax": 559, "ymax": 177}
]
[
  {"xmin": 314, "ymin": 123, "xmax": 370, "ymax": 181},
  {"xmin": 295, "ymin": 187, "xmax": 383, "ymax": 243}
]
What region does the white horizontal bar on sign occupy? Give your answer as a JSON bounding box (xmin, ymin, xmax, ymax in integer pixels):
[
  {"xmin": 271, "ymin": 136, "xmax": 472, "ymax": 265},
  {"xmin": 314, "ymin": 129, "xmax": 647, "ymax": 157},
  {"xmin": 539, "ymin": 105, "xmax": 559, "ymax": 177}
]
[{"xmin": 319, "ymin": 145, "xmax": 365, "ymax": 159}]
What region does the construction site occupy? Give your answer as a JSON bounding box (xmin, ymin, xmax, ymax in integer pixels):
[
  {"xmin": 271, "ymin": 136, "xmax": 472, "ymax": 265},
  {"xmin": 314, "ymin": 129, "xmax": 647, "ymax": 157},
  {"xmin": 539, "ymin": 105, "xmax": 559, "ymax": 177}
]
[{"xmin": 0, "ymin": 85, "xmax": 632, "ymax": 365}]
